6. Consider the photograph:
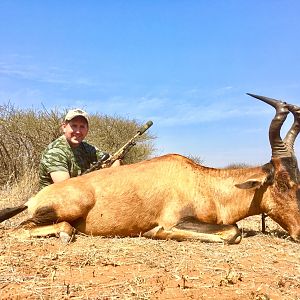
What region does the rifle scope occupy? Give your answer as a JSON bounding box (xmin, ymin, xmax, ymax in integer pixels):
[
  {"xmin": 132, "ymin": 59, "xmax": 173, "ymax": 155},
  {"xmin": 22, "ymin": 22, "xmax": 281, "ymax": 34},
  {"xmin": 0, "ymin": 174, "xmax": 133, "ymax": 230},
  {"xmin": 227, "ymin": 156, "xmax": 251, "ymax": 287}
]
[{"xmin": 138, "ymin": 120, "xmax": 153, "ymax": 135}]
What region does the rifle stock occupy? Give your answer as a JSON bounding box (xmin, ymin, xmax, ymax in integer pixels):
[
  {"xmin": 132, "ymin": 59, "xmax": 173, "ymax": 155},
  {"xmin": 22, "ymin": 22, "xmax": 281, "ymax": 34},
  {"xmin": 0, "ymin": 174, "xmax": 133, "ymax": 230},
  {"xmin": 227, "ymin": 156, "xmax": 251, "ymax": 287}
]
[{"xmin": 82, "ymin": 120, "xmax": 153, "ymax": 175}]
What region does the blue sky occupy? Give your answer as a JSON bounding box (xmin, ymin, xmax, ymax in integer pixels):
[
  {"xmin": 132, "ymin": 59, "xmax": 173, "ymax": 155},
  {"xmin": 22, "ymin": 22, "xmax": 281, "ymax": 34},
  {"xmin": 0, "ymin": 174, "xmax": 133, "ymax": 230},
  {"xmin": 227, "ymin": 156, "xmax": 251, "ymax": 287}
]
[{"xmin": 1, "ymin": 1, "xmax": 300, "ymax": 167}]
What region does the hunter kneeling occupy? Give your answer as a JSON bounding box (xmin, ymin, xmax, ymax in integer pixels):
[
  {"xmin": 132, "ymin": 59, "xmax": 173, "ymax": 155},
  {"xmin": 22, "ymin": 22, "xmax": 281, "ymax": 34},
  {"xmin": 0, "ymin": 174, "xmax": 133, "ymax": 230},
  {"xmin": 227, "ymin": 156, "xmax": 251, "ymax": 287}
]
[{"xmin": 39, "ymin": 108, "xmax": 121, "ymax": 190}]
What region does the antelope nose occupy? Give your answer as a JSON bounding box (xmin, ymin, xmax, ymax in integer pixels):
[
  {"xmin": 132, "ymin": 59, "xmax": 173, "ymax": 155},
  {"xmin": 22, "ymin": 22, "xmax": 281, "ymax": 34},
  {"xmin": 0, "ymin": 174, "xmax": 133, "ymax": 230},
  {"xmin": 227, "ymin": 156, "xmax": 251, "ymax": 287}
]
[{"xmin": 291, "ymin": 229, "xmax": 300, "ymax": 243}]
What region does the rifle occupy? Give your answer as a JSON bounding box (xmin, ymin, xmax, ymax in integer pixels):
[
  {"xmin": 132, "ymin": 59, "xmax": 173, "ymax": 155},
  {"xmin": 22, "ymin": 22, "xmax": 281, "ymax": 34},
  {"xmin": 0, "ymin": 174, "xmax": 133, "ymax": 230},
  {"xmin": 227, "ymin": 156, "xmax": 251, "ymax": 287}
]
[{"xmin": 82, "ymin": 120, "xmax": 153, "ymax": 175}]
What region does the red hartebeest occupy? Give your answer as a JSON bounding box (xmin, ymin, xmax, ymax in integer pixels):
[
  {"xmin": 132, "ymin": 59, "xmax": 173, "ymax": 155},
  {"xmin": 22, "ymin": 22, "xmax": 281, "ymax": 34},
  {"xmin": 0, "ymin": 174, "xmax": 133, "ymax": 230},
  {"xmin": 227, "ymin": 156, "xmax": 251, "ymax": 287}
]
[{"xmin": 1, "ymin": 93, "xmax": 300, "ymax": 244}]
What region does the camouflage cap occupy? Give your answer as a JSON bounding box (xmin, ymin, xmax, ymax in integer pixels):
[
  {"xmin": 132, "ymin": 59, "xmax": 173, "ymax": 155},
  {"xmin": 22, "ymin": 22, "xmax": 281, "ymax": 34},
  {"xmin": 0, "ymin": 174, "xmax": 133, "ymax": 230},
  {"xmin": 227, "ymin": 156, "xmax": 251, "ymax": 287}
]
[{"xmin": 64, "ymin": 108, "xmax": 89, "ymax": 123}]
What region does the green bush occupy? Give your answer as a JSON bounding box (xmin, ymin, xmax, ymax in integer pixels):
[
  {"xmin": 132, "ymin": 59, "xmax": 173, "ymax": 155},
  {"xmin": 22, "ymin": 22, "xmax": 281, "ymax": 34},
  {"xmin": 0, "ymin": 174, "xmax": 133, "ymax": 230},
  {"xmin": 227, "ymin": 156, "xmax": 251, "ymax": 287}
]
[
  {"xmin": 187, "ymin": 154, "xmax": 204, "ymax": 165},
  {"xmin": 225, "ymin": 163, "xmax": 252, "ymax": 169},
  {"xmin": 0, "ymin": 103, "xmax": 155, "ymax": 186}
]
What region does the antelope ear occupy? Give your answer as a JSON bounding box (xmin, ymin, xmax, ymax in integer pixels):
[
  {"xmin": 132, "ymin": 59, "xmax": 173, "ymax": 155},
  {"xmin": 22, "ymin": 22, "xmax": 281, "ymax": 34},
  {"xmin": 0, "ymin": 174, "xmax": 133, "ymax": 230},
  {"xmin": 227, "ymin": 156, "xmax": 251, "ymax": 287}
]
[
  {"xmin": 235, "ymin": 171, "xmax": 270, "ymax": 190},
  {"xmin": 235, "ymin": 180, "xmax": 262, "ymax": 190}
]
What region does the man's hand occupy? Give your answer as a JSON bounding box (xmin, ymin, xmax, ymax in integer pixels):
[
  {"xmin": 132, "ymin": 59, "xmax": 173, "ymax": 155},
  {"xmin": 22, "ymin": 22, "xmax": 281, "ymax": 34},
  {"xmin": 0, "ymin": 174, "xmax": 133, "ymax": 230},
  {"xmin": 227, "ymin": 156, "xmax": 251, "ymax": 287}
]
[
  {"xmin": 50, "ymin": 171, "xmax": 70, "ymax": 183},
  {"xmin": 111, "ymin": 159, "xmax": 122, "ymax": 167}
]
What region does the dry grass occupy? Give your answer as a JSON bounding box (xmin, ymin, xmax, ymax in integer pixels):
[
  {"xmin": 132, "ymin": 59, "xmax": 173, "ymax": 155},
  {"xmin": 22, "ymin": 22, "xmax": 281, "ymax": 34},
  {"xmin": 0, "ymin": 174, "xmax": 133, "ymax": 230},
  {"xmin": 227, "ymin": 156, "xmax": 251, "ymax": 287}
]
[
  {"xmin": 0, "ymin": 216, "xmax": 299, "ymax": 300},
  {"xmin": 0, "ymin": 181, "xmax": 299, "ymax": 299}
]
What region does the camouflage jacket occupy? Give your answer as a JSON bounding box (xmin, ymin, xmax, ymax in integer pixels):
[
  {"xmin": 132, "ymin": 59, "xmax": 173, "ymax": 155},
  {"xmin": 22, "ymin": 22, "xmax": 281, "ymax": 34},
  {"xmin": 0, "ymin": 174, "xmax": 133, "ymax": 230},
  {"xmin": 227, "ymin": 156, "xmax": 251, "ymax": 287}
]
[{"xmin": 39, "ymin": 135, "xmax": 108, "ymax": 189}]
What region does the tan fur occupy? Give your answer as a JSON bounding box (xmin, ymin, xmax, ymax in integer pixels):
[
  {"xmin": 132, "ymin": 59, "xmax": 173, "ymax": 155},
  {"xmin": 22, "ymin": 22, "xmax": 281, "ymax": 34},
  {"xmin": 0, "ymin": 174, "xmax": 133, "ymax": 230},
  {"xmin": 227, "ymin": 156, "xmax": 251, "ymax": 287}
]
[
  {"xmin": 17, "ymin": 153, "xmax": 300, "ymax": 243},
  {"xmin": 3, "ymin": 154, "xmax": 300, "ymax": 243}
]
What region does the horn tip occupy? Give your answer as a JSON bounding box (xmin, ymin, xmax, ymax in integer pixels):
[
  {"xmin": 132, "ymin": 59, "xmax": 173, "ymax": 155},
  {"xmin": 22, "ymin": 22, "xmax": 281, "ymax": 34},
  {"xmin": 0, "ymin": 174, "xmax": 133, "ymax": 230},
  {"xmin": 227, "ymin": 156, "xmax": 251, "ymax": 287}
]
[{"xmin": 246, "ymin": 92, "xmax": 257, "ymax": 98}]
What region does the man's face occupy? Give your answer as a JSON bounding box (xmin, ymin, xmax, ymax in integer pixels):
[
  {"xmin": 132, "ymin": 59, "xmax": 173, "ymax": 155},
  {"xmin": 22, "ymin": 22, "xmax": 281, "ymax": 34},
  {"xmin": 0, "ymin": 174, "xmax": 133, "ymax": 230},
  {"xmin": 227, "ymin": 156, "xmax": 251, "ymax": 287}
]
[{"xmin": 62, "ymin": 116, "xmax": 89, "ymax": 147}]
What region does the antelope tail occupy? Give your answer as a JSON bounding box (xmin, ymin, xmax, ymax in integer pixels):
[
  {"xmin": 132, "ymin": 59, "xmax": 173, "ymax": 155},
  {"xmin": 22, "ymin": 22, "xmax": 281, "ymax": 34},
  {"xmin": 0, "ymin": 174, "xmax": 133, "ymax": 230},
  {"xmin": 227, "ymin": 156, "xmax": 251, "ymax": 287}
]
[{"xmin": 0, "ymin": 205, "xmax": 28, "ymax": 223}]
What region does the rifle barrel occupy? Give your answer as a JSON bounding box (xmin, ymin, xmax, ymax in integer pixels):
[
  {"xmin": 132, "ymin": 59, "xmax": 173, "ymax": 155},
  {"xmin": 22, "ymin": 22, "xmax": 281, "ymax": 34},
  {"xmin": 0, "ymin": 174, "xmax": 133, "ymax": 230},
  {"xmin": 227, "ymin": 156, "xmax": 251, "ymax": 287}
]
[
  {"xmin": 83, "ymin": 120, "xmax": 153, "ymax": 175},
  {"xmin": 138, "ymin": 120, "xmax": 153, "ymax": 135}
]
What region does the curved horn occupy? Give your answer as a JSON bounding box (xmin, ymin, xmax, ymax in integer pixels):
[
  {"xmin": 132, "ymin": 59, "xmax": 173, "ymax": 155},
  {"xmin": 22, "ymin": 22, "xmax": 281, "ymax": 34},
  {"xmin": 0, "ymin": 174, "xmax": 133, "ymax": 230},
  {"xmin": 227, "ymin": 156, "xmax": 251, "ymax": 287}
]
[
  {"xmin": 284, "ymin": 104, "xmax": 300, "ymax": 153},
  {"xmin": 247, "ymin": 93, "xmax": 290, "ymax": 158}
]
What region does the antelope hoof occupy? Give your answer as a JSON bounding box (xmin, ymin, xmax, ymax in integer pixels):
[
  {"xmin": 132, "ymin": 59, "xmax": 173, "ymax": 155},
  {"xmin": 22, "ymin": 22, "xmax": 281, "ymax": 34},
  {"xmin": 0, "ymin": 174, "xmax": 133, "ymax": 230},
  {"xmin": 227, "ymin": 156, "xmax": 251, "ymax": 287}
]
[
  {"xmin": 224, "ymin": 230, "xmax": 242, "ymax": 244},
  {"xmin": 59, "ymin": 231, "xmax": 74, "ymax": 244},
  {"xmin": 142, "ymin": 225, "xmax": 164, "ymax": 239},
  {"xmin": 221, "ymin": 226, "xmax": 242, "ymax": 244},
  {"xmin": 227, "ymin": 233, "xmax": 242, "ymax": 244}
]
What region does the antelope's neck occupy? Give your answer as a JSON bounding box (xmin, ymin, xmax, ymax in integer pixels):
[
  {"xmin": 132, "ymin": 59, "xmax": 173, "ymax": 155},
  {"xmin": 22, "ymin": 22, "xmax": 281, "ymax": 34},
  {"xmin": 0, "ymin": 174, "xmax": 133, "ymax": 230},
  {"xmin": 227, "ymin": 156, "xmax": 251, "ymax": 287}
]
[{"xmin": 192, "ymin": 166, "xmax": 266, "ymax": 225}]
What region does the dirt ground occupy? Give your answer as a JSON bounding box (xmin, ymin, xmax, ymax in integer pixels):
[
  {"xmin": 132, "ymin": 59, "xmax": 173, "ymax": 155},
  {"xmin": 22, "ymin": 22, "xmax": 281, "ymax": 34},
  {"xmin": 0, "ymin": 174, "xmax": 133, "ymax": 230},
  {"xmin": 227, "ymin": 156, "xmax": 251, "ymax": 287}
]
[{"xmin": 0, "ymin": 215, "xmax": 299, "ymax": 300}]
